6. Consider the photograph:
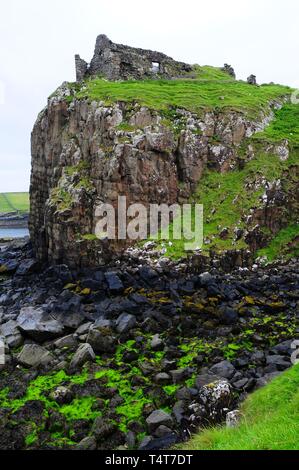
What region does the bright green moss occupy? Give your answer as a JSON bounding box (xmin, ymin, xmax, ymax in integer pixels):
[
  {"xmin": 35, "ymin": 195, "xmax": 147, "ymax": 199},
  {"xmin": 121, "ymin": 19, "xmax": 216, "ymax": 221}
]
[
  {"xmin": 59, "ymin": 397, "xmax": 100, "ymax": 421},
  {"xmin": 163, "ymin": 385, "xmax": 180, "ymax": 396},
  {"xmin": 116, "ymin": 388, "xmax": 151, "ymax": 432},
  {"xmin": 0, "ymin": 369, "xmax": 90, "ymax": 413}
]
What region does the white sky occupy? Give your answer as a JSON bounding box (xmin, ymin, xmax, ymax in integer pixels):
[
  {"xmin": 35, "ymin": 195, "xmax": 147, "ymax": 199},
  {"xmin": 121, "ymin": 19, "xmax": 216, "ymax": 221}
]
[{"xmin": 0, "ymin": 0, "xmax": 299, "ymax": 192}]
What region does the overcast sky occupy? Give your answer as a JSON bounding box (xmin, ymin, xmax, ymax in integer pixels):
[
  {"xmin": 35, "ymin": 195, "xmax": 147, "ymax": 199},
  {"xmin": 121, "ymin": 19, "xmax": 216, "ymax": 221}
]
[{"xmin": 1, "ymin": 0, "xmax": 299, "ymax": 192}]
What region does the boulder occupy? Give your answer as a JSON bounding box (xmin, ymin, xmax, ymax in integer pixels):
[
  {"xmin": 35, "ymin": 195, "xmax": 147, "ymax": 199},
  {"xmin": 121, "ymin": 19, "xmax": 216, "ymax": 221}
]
[
  {"xmin": 189, "ymin": 380, "xmax": 232, "ymax": 426},
  {"xmin": 105, "ymin": 272, "xmax": 124, "ymax": 293},
  {"xmin": 54, "ymin": 335, "xmax": 78, "ymax": 350},
  {"xmin": 210, "ymin": 360, "xmax": 236, "ymax": 380},
  {"xmin": 50, "ymin": 386, "xmax": 73, "ymax": 405},
  {"xmin": 116, "ymin": 313, "xmax": 136, "ymax": 334},
  {"xmin": 170, "ymin": 369, "xmax": 187, "ymax": 384},
  {"xmin": 154, "ymin": 373, "xmax": 171, "ymax": 385},
  {"xmin": 70, "ymin": 343, "xmax": 95, "ymax": 369},
  {"xmin": 75, "ymin": 436, "xmax": 97, "ymax": 450},
  {"xmin": 266, "ymin": 355, "xmax": 290, "ymax": 371},
  {"xmin": 146, "ymin": 410, "xmax": 174, "ymax": 433},
  {"xmin": 195, "ymin": 373, "xmax": 221, "ymax": 389},
  {"xmin": 219, "ymin": 307, "xmax": 238, "ymax": 325},
  {"xmin": 87, "ymin": 329, "xmax": 116, "ymax": 353},
  {"xmin": 17, "ymin": 307, "xmax": 65, "ymax": 342},
  {"xmin": 151, "ymin": 334, "xmax": 164, "ymax": 351},
  {"xmin": 91, "ymin": 416, "xmax": 117, "ymax": 440},
  {"xmin": 154, "ymin": 425, "xmax": 174, "ymax": 438},
  {"xmin": 16, "ymin": 259, "xmax": 39, "ymax": 276},
  {"xmin": 17, "ymin": 344, "xmax": 54, "ymax": 368},
  {"xmin": 0, "ymin": 320, "xmax": 23, "ymax": 348}
]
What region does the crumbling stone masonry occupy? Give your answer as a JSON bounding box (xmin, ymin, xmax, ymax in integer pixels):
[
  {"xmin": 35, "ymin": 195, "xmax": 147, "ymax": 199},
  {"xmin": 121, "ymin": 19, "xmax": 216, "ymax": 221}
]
[{"xmin": 75, "ymin": 34, "xmax": 193, "ymax": 82}]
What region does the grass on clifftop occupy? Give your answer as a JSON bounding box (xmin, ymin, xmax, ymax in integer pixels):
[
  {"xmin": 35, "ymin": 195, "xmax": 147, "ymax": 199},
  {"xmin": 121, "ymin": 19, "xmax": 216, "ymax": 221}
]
[
  {"xmin": 0, "ymin": 193, "xmax": 29, "ymax": 214},
  {"xmin": 254, "ymin": 103, "xmax": 299, "ymax": 146},
  {"xmin": 176, "ymin": 364, "xmax": 299, "ymax": 450},
  {"xmin": 74, "ymin": 68, "xmax": 291, "ymax": 118}
]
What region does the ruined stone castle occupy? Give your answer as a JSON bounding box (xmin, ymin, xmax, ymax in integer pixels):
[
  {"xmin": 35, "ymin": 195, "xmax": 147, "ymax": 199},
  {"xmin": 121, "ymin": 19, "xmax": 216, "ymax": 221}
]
[{"xmin": 75, "ymin": 34, "xmax": 193, "ymax": 82}]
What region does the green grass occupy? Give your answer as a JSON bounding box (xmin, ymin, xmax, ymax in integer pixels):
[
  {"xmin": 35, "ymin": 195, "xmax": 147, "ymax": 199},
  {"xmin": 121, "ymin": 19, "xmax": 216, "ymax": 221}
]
[
  {"xmin": 257, "ymin": 224, "xmax": 299, "ymax": 262},
  {"xmin": 176, "ymin": 364, "xmax": 299, "ymax": 450},
  {"xmin": 254, "ymin": 104, "xmax": 299, "ymax": 146},
  {"xmin": 0, "ymin": 192, "xmax": 29, "ymax": 214},
  {"xmin": 73, "ymin": 74, "xmax": 290, "ymax": 119}
]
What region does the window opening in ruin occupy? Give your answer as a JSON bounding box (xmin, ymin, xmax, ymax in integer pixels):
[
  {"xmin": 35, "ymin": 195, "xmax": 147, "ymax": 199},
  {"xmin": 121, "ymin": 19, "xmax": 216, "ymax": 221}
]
[{"xmin": 151, "ymin": 62, "xmax": 160, "ymax": 73}]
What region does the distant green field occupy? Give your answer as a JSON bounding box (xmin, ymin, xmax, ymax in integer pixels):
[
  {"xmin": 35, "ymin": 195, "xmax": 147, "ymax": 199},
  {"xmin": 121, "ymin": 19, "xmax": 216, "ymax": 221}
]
[{"xmin": 0, "ymin": 193, "xmax": 29, "ymax": 214}]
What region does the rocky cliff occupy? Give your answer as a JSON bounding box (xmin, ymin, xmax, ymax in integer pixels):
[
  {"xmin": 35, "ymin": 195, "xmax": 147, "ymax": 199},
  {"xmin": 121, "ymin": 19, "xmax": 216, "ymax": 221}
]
[{"xmin": 29, "ymin": 41, "xmax": 299, "ymax": 269}]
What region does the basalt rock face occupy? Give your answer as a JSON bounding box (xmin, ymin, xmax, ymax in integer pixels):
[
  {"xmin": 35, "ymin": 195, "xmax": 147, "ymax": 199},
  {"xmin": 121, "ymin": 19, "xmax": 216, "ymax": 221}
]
[
  {"xmin": 29, "ymin": 82, "xmax": 284, "ymax": 268},
  {"xmin": 75, "ymin": 34, "xmax": 192, "ymax": 82}
]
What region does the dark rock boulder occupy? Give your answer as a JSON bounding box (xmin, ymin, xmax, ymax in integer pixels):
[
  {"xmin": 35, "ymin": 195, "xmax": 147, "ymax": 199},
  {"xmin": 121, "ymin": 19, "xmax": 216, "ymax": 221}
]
[{"xmin": 17, "ymin": 307, "xmax": 65, "ymax": 342}]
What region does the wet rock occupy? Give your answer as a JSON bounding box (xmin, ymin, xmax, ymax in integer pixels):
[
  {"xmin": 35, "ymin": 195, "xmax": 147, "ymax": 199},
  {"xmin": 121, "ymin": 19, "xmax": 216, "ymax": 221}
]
[
  {"xmin": 170, "ymin": 369, "xmax": 187, "ymax": 384},
  {"xmin": 154, "ymin": 425, "xmax": 174, "ymax": 438},
  {"xmin": 17, "ymin": 307, "xmax": 65, "ymax": 342},
  {"xmin": 17, "ymin": 344, "xmax": 54, "ymax": 368},
  {"xmin": 154, "ymin": 373, "xmax": 171, "ymax": 385},
  {"xmin": 266, "ymin": 355, "xmax": 290, "ymax": 371},
  {"xmin": 232, "ymin": 378, "xmax": 249, "ymax": 390},
  {"xmin": 198, "ymin": 272, "xmax": 214, "ymax": 286},
  {"xmin": 75, "ymin": 323, "xmax": 92, "ymax": 336},
  {"xmin": 70, "ymin": 343, "xmax": 95, "ymax": 369},
  {"xmin": 210, "ymin": 360, "xmax": 236, "ymax": 380},
  {"xmin": 139, "ymin": 433, "xmax": 178, "ymax": 450},
  {"xmin": 105, "ymin": 272, "xmax": 124, "ymax": 294},
  {"xmin": 75, "ymin": 436, "xmax": 97, "ymax": 450},
  {"xmin": 195, "ymin": 373, "xmax": 221, "ymax": 389},
  {"xmin": 0, "ymin": 320, "xmax": 23, "ymax": 348},
  {"xmin": 151, "ymin": 334, "xmax": 164, "ymax": 351},
  {"xmin": 87, "ymin": 328, "xmax": 116, "ymax": 353},
  {"xmin": 255, "ymin": 372, "xmax": 281, "ymax": 389},
  {"xmin": 218, "ymin": 307, "xmax": 238, "ymax": 325},
  {"xmin": 250, "ymin": 351, "xmax": 265, "ymax": 364},
  {"xmin": 138, "ymin": 436, "xmax": 153, "ymax": 451},
  {"xmin": 172, "ymin": 400, "xmax": 186, "ymax": 424},
  {"xmin": 271, "ymin": 340, "xmax": 294, "ymax": 356},
  {"xmin": 0, "ymin": 260, "xmax": 19, "ymax": 275},
  {"xmin": 16, "ymin": 259, "xmax": 39, "ymax": 276},
  {"xmin": 125, "ymin": 430, "xmax": 136, "ymax": 449},
  {"xmin": 146, "ymin": 410, "xmax": 174, "ymax": 433},
  {"xmin": 92, "ymin": 416, "xmax": 117, "ymax": 440},
  {"xmin": 54, "ymin": 335, "xmax": 78, "ymax": 350},
  {"xmin": 116, "ymin": 313, "xmax": 136, "ymax": 334}
]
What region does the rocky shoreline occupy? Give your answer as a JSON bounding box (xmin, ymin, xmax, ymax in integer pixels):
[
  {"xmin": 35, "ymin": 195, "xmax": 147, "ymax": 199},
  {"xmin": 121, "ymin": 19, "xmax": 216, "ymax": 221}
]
[
  {"xmin": 0, "ymin": 238, "xmax": 298, "ymax": 450},
  {"xmin": 0, "ymin": 212, "xmax": 29, "ymax": 229}
]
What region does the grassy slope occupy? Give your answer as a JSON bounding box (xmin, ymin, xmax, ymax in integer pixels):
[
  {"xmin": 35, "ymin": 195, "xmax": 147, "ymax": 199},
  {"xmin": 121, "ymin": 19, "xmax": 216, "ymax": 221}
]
[
  {"xmin": 177, "ymin": 364, "xmax": 299, "ymax": 450},
  {"xmin": 74, "ymin": 66, "xmax": 291, "ymax": 118},
  {"xmin": 0, "ymin": 193, "xmax": 29, "ymax": 214}
]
